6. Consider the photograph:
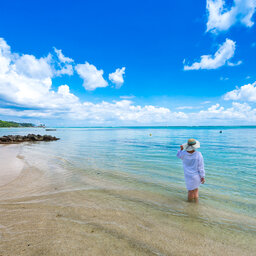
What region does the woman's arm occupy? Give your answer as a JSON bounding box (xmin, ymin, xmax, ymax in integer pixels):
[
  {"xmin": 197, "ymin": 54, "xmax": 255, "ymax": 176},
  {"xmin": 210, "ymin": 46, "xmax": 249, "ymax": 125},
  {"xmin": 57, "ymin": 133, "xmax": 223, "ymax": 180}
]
[
  {"xmin": 198, "ymin": 153, "xmax": 205, "ymax": 183},
  {"xmin": 177, "ymin": 145, "xmax": 185, "ymax": 159}
]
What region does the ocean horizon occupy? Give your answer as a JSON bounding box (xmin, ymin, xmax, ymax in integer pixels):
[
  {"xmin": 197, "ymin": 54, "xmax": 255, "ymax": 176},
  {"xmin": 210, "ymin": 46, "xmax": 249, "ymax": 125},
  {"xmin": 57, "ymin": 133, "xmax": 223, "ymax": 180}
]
[{"xmin": 10, "ymin": 125, "xmax": 256, "ymax": 129}]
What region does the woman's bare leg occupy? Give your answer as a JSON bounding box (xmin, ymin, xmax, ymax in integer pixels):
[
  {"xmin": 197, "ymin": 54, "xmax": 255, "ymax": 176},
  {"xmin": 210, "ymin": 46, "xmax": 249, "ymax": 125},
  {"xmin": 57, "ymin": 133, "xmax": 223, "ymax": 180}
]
[
  {"xmin": 188, "ymin": 190, "xmax": 194, "ymax": 202},
  {"xmin": 188, "ymin": 189, "xmax": 199, "ymax": 202},
  {"xmin": 194, "ymin": 188, "xmax": 199, "ymax": 203}
]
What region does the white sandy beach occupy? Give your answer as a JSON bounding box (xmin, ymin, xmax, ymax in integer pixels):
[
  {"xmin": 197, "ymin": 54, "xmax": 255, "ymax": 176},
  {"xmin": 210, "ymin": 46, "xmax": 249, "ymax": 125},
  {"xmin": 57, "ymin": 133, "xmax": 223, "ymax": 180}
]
[{"xmin": 0, "ymin": 144, "xmax": 24, "ymax": 186}]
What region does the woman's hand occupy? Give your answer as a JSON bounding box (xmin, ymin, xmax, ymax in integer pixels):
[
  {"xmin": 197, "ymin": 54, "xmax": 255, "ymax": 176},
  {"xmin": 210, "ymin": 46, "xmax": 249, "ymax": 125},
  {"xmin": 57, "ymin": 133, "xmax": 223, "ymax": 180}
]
[
  {"xmin": 201, "ymin": 177, "xmax": 205, "ymax": 184},
  {"xmin": 180, "ymin": 145, "xmax": 183, "ymax": 150}
]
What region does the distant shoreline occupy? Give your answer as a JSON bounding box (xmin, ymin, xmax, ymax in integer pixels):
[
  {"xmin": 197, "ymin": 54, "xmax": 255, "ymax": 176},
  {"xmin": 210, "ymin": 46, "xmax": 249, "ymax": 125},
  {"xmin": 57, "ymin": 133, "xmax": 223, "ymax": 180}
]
[
  {"xmin": 14, "ymin": 125, "xmax": 256, "ymax": 129},
  {"xmin": 1, "ymin": 125, "xmax": 256, "ymax": 129},
  {"xmin": 0, "ymin": 127, "xmax": 45, "ymax": 128}
]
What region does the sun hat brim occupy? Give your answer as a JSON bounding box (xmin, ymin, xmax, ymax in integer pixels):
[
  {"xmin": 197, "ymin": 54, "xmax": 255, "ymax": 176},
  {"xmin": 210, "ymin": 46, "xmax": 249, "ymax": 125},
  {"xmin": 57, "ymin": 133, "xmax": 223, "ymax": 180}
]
[{"xmin": 182, "ymin": 140, "xmax": 200, "ymax": 151}]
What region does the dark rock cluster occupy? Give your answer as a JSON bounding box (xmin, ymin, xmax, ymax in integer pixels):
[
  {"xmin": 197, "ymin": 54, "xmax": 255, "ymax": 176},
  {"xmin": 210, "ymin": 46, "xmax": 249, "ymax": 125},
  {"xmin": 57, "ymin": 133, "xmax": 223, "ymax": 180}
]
[{"xmin": 0, "ymin": 134, "xmax": 60, "ymax": 144}]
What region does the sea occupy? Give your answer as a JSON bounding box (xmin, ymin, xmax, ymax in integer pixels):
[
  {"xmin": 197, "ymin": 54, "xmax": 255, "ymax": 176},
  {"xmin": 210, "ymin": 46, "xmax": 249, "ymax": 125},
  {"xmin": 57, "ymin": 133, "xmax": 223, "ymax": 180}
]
[{"xmin": 0, "ymin": 126, "xmax": 255, "ymax": 255}]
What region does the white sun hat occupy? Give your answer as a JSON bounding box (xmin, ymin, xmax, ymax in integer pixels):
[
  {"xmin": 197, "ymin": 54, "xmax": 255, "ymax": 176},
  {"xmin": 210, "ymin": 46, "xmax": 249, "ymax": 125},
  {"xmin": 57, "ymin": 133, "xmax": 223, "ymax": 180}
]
[{"xmin": 182, "ymin": 138, "xmax": 200, "ymax": 151}]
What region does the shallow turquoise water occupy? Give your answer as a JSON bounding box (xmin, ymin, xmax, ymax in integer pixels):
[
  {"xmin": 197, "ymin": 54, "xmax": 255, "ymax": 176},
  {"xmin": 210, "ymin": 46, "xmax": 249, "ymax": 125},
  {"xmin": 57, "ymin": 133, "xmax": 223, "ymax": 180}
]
[{"xmin": 1, "ymin": 127, "xmax": 256, "ymax": 224}]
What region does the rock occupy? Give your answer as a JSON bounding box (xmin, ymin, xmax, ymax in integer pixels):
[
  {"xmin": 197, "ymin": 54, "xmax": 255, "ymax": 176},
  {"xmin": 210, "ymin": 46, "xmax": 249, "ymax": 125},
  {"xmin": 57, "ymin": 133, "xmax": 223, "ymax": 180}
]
[
  {"xmin": 16, "ymin": 135, "xmax": 24, "ymax": 142},
  {"xmin": 43, "ymin": 135, "xmax": 52, "ymax": 141},
  {"xmin": 0, "ymin": 134, "xmax": 60, "ymax": 144},
  {"xmin": 0, "ymin": 137, "xmax": 8, "ymax": 142},
  {"xmin": 27, "ymin": 134, "xmax": 37, "ymax": 141},
  {"xmin": 36, "ymin": 134, "xmax": 43, "ymax": 141}
]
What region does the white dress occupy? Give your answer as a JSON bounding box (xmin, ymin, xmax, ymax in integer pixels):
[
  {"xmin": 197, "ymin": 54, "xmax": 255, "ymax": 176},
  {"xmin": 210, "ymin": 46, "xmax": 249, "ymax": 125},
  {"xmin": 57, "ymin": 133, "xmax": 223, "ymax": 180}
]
[{"xmin": 177, "ymin": 150, "xmax": 205, "ymax": 190}]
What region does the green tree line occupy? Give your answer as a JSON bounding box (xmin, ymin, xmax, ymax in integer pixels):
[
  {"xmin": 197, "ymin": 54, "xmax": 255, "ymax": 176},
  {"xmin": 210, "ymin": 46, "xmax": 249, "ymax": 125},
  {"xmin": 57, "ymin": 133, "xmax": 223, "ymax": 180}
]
[{"xmin": 0, "ymin": 120, "xmax": 35, "ymax": 127}]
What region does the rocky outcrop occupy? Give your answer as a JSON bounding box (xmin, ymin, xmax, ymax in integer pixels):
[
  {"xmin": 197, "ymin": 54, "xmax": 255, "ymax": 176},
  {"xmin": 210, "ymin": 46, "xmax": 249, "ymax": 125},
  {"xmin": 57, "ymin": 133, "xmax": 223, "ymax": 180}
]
[{"xmin": 0, "ymin": 134, "xmax": 60, "ymax": 144}]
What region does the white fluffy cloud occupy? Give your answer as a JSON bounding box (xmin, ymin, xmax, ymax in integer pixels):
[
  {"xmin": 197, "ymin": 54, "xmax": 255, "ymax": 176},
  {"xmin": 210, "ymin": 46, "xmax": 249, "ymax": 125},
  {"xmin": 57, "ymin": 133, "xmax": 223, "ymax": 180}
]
[
  {"xmin": 13, "ymin": 54, "xmax": 53, "ymax": 79},
  {"xmin": 184, "ymin": 39, "xmax": 239, "ymax": 70},
  {"xmin": 54, "ymin": 64, "xmax": 74, "ymax": 76},
  {"xmin": 0, "ymin": 100, "xmax": 188, "ymax": 125},
  {"xmin": 206, "ymin": 0, "xmax": 256, "ymax": 33},
  {"xmin": 3, "ymin": 98, "xmax": 256, "ymax": 124},
  {"xmin": 0, "ymin": 108, "xmax": 54, "ymax": 118},
  {"xmin": 75, "ymin": 62, "xmax": 108, "ymax": 91},
  {"xmin": 64, "ymin": 100, "xmax": 188, "ymax": 124},
  {"xmin": 227, "ymin": 60, "xmax": 242, "ymax": 66},
  {"xmin": 224, "ymin": 81, "xmax": 256, "ymax": 101},
  {"xmin": 0, "ymin": 38, "xmax": 78, "ymax": 109},
  {"xmin": 54, "ymin": 48, "xmax": 74, "ymax": 63},
  {"xmin": 109, "ymin": 67, "xmax": 126, "ymax": 88},
  {"xmin": 1, "ymin": 37, "xmax": 256, "ymax": 125},
  {"xmin": 53, "ymin": 48, "xmax": 74, "ymax": 76},
  {"xmin": 195, "ymin": 102, "xmax": 256, "ymax": 122},
  {"xmin": 176, "ymin": 106, "xmax": 202, "ymax": 110},
  {"xmin": 0, "ymin": 38, "xmax": 188, "ymax": 125}
]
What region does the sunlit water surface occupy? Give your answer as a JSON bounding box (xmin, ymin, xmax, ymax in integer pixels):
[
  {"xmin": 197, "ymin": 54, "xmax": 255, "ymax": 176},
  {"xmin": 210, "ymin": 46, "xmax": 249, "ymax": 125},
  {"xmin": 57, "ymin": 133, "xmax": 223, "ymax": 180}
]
[{"xmin": 0, "ymin": 127, "xmax": 256, "ymax": 253}]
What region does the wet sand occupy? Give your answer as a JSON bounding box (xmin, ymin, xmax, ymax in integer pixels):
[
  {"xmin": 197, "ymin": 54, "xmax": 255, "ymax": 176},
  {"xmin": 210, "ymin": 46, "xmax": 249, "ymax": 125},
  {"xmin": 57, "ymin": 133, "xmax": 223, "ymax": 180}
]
[
  {"xmin": 0, "ymin": 145, "xmax": 255, "ymax": 256},
  {"xmin": 0, "ymin": 144, "xmax": 24, "ymax": 186}
]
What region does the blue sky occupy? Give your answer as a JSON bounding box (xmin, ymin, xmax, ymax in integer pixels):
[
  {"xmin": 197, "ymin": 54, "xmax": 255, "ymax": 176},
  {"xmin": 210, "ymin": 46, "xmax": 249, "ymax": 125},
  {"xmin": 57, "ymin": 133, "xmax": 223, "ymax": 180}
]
[{"xmin": 0, "ymin": 0, "xmax": 256, "ymax": 126}]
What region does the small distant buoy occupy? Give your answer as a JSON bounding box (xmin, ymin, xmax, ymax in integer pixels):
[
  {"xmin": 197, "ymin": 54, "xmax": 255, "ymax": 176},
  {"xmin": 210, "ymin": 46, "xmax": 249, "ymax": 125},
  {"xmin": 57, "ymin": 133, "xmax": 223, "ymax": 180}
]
[
  {"xmin": 149, "ymin": 133, "xmax": 152, "ymax": 136},
  {"xmin": 219, "ymin": 130, "xmax": 222, "ymax": 133}
]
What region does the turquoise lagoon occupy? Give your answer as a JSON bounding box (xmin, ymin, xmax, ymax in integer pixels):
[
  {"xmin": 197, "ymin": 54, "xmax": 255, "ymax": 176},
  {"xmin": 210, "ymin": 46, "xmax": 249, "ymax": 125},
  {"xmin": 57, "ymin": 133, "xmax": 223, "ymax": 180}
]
[{"xmin": 0, "ymin": 126, "xmax": 256, "ymax": 235}]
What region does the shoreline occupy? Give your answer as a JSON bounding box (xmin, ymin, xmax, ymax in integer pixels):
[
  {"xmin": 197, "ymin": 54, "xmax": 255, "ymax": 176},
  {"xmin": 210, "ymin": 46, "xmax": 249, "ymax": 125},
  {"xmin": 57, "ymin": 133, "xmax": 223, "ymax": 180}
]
[
  {"xmin": 0, "ymin": 145, "xmax": 255, "ymax": 255},
  {"xmin": 0, "ymin": 144, "xmax": 24, "ymax": 186}
]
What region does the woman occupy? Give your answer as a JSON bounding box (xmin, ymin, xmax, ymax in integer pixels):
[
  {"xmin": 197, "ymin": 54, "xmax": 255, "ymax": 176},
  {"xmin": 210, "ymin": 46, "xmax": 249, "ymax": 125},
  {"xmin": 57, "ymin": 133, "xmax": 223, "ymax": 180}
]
[{"xmin": 177, "ymin": 138, "xmax": 205, "ymax": 202}]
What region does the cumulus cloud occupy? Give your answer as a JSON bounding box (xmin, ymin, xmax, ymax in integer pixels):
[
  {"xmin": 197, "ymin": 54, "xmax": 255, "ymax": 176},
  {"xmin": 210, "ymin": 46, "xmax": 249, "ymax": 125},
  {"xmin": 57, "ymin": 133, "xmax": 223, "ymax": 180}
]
[
  {"xmin": 184, "ymin": 39, "xmax": 239, "ymax": 70},
  {"xmin": 176, "ymin": 106, "xmax": 202, "ymax": 110},
  {"xmin": 0, "ymin": 108, "xmax": 54, "ymax": 118},
  {"xmin": 0, "ymin": 100, "xmax": 188, "ymax": 125},
  {"xmin": 195, "ymin": 102, "xmax": 256, "ymax": 122},
  {"xmin": 206, "ymin": 0, "xmax": 256, "ymax": 33},
  {"xmin": 54, "ymin": 48, "xmax": 74, "ymax": 63},
  {"xmin": 55, "ymin": 65, "xmax": 73, "ymax": 76},
  {"xmin": 109, "ymin": 67, "xmax": 126, "ymax": 88},
  {"xmin": 224, "ymin": 81, "xmax": 256, "ymax": 101},
  {"xmin": 65, "ymin": 100, "xmax": 188, "ymax": 124},
  {"xmin": 2, "ymin": 100, "xmax": 256, "ymax": 124},
  {"xmin": 0, "ymin": 38, "xmax": 79, "ymax": 109},
  {"xmin": 227, "ymin": 60, "xmax": 242, "ymax": 66},
  {"xmin": 75, "ymin": 62, "xmax": 108, "ymax": 91},
  {"xmin": 13, "ymin": 54, "xmax": 53, "ymax": 79},
  {"xmin": 52, "ymin": 48, "xmax": 74, "ymax": 76},
  {"xmin": 2, "ymin": 37, "xmax": 256, "ymax": 125},
  {"xmin": 0, "ymin": 38, "xmax": 188, "ymax": 125}
]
